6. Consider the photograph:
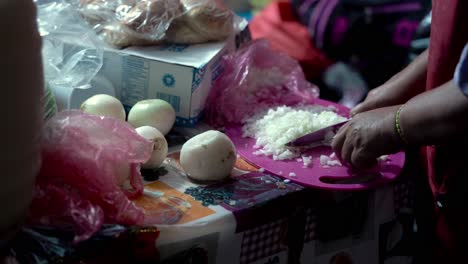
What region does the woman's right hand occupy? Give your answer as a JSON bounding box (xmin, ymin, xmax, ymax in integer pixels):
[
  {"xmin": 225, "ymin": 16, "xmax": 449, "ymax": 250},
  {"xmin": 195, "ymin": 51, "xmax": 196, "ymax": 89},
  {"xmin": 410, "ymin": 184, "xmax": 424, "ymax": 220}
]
[{"xmin": 350, "ymin": 49, "xmax": 429, "ymax": 116}]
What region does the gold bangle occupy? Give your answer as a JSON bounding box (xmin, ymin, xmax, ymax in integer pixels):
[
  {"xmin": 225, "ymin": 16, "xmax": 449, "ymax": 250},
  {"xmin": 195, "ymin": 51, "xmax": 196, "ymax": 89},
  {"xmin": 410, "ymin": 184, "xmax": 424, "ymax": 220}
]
[{"xmin": 395, "ymin": 105, "xmax": 409, "ymax": 145}]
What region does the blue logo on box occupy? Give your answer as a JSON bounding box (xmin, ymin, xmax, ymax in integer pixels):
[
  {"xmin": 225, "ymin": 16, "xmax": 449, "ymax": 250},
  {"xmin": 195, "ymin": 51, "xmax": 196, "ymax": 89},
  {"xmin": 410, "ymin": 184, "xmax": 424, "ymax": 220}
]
[
  {"xmin": 175, "ymin": 111, "xmax": 204, "ymax": 127},
  {"xmin": 160, "ymin": 44, "xmax": 189, "ymax": 52},
  {"xmin": 162, "ymin": 74, "xmax": 176, "ymax": 87},
  {"xmin": 192, "ymin": 65, "xmax": 206, "ymax": 92}
]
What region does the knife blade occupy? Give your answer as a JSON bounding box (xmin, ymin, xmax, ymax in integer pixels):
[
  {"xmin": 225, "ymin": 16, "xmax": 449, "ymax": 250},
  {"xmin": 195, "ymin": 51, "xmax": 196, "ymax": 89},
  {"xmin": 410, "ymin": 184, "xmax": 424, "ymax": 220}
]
[{"xmin": 285, "ymin": 121, "xmax": 348, "ymax": 148}]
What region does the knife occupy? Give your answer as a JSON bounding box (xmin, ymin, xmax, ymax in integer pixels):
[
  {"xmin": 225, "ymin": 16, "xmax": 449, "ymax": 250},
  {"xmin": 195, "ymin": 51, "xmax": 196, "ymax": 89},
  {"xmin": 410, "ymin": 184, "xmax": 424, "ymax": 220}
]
[{"xmin": 285, "ymin": 121, "xmax": 348, "ymax": 148}]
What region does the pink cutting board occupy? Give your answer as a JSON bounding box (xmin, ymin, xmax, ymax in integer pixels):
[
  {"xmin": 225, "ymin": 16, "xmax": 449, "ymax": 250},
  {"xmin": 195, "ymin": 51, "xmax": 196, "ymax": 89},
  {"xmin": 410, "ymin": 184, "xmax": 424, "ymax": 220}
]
[{"xmin": 225, "ymin": 99, "xmax": 405, "ymax": 191}]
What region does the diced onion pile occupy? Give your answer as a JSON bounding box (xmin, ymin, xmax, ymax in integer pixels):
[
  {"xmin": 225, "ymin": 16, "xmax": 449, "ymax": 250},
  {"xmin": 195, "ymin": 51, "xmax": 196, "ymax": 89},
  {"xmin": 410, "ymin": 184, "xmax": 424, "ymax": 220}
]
[
  {"xmin": 242, "ymin": 106, "xmax": 347, "ymax": 160},
  {"xmin": 319, "ymin": 154, "xmax": 343, "ymax": 168}
]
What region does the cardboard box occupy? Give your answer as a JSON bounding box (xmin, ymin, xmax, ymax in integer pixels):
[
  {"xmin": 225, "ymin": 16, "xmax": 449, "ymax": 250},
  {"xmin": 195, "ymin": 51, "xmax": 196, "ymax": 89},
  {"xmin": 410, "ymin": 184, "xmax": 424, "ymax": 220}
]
[
  {"xmin": 97, "ymin": 22, "xmax": 250, "ymax": 127},
  {"xmin": 51, "ymin": 20, "xmax": 250, "ymax": 126}
]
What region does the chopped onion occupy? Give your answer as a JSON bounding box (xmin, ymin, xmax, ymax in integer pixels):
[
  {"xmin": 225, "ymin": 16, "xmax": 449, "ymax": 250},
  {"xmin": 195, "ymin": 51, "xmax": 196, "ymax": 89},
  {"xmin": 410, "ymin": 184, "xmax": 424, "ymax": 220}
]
[
  {"xmin": 320, "ymin": 155, "xmax": 330, "ymax": 166},
  {"xmin": 302, "ymin": 155, "xmax": 313, "ymax": 167},
  {"xmin": 327, "ymin": 160, "xmax": 342, "ymax": 167},
  {"xmin": 378, "ymin": 155, "xmax": 389, "ymax": 161},
  {"xmin": 320, "ymin": 153, "xmax": 342, "ymax": 167},
  {"xmin": 243, "ymin": 106, "xmax": 347, "ymax": 160}
]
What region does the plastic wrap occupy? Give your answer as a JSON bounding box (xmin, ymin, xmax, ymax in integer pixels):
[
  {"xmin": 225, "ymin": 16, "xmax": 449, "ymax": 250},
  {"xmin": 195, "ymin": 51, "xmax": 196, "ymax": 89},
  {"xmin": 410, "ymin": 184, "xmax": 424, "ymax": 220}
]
[
  {"xmin": 205, "ymin": 40, "xmax": 320, "ymax": 127},
  {"xmin": 28, "ymin": 184, "xmax": 105, "ymax": 243},
  {"xmin": 29, "ymin": 111, "xmax": 153, "ymax": 243},
  {"xmin": 36, "ymin": 0, "xmax": 104, "ymax": 89},
  {"xmin": 323, "ymin": 63, "xmax": 368, "ymax": 108},
  {"xmin": 76, "ymin": 0, "xmax": 236, "ymax": 48},
  {"xmin": 6, "ymin": 225, "xmax": 160, "ymax": 263}
]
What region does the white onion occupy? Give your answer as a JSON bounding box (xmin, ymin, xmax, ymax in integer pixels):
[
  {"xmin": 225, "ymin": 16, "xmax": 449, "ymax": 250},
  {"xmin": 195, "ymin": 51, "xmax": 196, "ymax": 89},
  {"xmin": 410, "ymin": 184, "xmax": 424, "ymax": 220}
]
[
  {"xmin": 80, "ymin": 94, "xmax": 126, "ymax": 121},
  {"xmin": 128, "ymin": 99, "xmax": 176, "ymax": 135},
  {"xmin": 180, "ymin": 130, "xmax": 237, "ymax": 181},
  {"xmin": 135, "ymin": 126, "xmax": 168, "ymax": 169}
]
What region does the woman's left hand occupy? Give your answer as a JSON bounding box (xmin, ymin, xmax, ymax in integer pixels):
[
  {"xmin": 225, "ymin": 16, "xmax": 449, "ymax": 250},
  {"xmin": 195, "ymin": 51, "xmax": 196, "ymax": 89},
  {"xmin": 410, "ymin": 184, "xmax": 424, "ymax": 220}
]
[{"xmin": 331, "ymin": 105, "xmax": 404, "ymax": 169}]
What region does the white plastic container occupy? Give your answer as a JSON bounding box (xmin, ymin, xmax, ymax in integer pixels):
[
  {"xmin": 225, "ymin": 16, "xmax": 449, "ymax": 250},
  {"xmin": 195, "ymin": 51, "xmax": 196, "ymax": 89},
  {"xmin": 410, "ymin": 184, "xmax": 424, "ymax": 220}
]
[{"xmin": 51, "ymin": 75, "xmax": 116, "ymax": 111}]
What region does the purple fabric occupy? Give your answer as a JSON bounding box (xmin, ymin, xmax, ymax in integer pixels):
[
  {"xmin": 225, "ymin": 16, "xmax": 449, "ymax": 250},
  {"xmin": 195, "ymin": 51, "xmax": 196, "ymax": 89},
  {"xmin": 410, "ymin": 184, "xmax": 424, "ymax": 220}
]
[
  {"xmin": 316, "ymin": 0, "xmax": 340, "ymax": 49},
  {"xmin": 371, "ymin": 2, "xmax": 422, "ymax": 14},
  {"xmin": 308, "ymin": 0, "xmax": 328, "ymax": 36},
  {"xmin": 393, "ymin": 19, "xmax": 420, "ymax": 47},
  {"xmin": 455, "ymin": 44, "xmax": 468, "ymax": 96},
  {"xmin": 331, "ymin": 16, "xmax": 349, "ymax": 46},
  {"xmin": 298, "ymin": 0, "xmax": 318, "ymax": 16}
]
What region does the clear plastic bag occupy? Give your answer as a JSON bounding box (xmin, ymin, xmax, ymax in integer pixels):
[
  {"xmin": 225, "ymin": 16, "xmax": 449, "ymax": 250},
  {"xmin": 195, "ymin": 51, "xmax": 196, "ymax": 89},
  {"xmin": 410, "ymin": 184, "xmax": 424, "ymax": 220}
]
[
  {"xmin": 323, "ymin": 63, "xmax": 368, "ymax": 108},
  {"xmin": 75, "ymin": 0, "xmax": 236, "ymax": 48},
  {"xmin": 36, "ymin": 0, "xmax": 104, "ymax": 89},
  {"xmin": 205, "ymin": 39, "xmax": 320, "ymax": 127},
  {"xmin": 6, "ymin": 225, "xmax": 160, "ymax": 263},
  {"xmin": 29, "ymin": 111, "xmax": 153, "ymax": 243}
]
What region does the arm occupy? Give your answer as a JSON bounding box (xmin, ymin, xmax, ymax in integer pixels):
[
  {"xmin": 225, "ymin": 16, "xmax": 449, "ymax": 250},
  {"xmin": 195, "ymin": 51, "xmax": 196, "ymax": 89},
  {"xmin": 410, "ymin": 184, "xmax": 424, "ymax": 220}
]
[
  {"xmin": 0, "ymin": 0, "xmax": 43, "ymax": 246},
  {"xmin": 332, "ymin": 80, "xmax": 468, "ymax": 169},
  {"xmin": 400, "ymin": 80, "xmax": 468, "ymax": 146},
  {"xmin": 351, "ymin": 49, "xmax": 428, "ymax": 116},
  {"xmin": 400, "ymin": 43, "xmax": 468, "ymax": 146}
]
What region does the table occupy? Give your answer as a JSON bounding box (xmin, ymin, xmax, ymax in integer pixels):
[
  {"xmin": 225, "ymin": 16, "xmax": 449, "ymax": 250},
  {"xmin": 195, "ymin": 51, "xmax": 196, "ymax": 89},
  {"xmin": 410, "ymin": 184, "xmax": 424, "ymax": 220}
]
[
  {"xmin": 133, "ymin": 126, "xmax": 417, "ymax": 264},
  {"xmin": 6, "ymin": 126, "xmax": 417, "ymax": 264}
]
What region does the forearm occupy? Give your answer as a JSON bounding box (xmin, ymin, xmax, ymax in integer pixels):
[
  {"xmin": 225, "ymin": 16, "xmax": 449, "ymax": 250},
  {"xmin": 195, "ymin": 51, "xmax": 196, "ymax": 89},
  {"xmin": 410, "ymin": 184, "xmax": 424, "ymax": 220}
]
[
  {"xmin": 385, "ymin": 49, "xmax": 428, "ymax": 100},
  {"xmin": 352, "ymin": 50, "xmax": 429, "ymax": 115},
  {"xmin": 399, "ymin": 80, "xmax": 468, "ymax": 146}
]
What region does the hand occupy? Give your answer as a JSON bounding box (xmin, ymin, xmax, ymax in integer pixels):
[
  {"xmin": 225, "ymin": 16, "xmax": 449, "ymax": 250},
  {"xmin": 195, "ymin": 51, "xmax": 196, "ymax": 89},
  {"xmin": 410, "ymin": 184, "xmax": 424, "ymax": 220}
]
[
  {"xmin": 331, "ymin": 106, "xmax": 404, "ymax": 169},
  {"xmin": 350, "ymin": 80, "xmax": 414, "ymax": 117},
  {"xmin": 350, "ymin": 84, "xmax": 390, "ymax": 116},
  {"xmin": 351, "ymin": 49, "xmax": 428, "ymax": 116}
]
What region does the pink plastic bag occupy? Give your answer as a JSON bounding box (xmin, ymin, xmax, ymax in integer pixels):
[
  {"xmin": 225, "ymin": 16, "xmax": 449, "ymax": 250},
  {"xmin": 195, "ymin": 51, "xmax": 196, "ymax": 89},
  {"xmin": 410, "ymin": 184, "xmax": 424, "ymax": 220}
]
[
  {"xmin": 29, "ymin": 111, "xmax": 153, "ymax": 242},
  {"xmin": 205, "ymin": 39, "xmax": 320, "ymax": 127},
  {"xmin": 28, "ymin": 184, "xmax": 104, "ymax": 243}
]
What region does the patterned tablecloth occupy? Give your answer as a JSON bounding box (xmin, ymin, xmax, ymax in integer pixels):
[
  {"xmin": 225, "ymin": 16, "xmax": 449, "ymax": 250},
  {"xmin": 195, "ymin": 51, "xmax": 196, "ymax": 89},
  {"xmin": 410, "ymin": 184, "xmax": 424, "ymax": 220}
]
[
  {"xmin": 6, "ymin": 125, "xmax": 417, "ymax": 264},
  {"xmin": 134, "ymin": 125, "xmax": 417, "ymax": 264}
]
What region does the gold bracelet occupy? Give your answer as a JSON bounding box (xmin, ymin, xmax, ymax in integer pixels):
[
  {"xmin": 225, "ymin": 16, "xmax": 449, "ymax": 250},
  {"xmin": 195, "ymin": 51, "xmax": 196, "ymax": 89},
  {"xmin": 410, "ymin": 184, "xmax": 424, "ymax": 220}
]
[{"xmin": 395, "ymin": 105, "xmax": 409, "ymax": 145}]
